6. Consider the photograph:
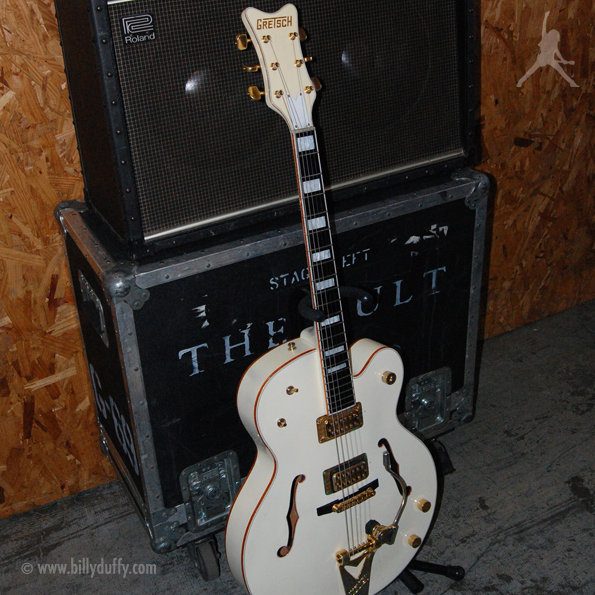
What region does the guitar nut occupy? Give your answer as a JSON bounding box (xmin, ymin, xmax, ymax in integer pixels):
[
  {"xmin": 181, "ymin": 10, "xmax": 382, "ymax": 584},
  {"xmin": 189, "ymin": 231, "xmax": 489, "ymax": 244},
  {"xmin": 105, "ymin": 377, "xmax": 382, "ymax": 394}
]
[{"xmin": 408, "ymin": 534, "xmax": 422, "ymax": 548}]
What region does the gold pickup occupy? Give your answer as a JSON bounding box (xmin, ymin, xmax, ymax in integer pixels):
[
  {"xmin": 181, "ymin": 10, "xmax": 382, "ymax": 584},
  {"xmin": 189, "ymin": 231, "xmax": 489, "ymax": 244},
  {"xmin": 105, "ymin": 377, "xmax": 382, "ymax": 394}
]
[
  {"xmin": 316, "ymin": 403, "xmax": 363, "ymax": 444},
  {"xmin": 323, "ymin": 453, "xmax": 369, "ymax": 495}
]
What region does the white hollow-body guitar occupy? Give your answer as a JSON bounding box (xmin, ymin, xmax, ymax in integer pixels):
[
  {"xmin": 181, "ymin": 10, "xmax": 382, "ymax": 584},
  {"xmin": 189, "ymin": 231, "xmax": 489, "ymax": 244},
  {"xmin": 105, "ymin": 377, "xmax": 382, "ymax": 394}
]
[{"xmin": 225, "ymin": 6, "xmax": 438, "ymax": 595}]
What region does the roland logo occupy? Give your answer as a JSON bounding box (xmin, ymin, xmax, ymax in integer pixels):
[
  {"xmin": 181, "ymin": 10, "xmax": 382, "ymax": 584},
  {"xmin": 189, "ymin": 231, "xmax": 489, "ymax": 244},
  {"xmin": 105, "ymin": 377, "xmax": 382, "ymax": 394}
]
[
  {"xmin": 256, "ymin": 15, "xmax": 292, "ymax": 30},
  {"xmin": 121, "ymin": 14, "xmax": 155, "ymax": 44}
]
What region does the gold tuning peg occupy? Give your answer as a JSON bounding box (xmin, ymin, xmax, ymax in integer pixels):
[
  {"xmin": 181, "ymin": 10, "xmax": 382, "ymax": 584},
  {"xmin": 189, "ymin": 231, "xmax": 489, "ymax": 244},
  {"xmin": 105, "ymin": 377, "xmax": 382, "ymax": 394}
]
[
  {"xmin": 304, "ymin": 56, "xmax": 313, "ymax": 63},
  {"xmin": 311, "ymin": 77, "xmax": 322, "ymax": 91},
  {"xmin": 236, "ymin": 34, "xmax": 251, "ymax": 50},
  {"xmin": 247, "ymin": 86, "xmax": 265, "ymax": 101},
  {"xmin": 242, "ymin": 64, "xmax": 261, "ymax": 73},
  {"xmin": 299, "ymin": 27, "xmax": 307, "ymax": 41}
]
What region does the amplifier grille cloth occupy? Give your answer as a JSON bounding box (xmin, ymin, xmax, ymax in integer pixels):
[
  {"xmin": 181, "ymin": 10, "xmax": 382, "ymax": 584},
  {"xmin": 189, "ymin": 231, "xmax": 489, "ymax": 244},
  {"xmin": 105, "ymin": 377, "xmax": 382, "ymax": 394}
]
[{"xmin": 108, "ymin": 0, "xmax": 461, "ymax": 239}]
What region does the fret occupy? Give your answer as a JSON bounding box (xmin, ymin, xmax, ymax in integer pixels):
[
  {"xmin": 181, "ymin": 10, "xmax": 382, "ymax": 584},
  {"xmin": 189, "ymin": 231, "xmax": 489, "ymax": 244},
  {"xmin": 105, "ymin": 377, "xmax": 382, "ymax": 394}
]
[
  {"xmin": 293, "ymin": 129, "xmax": 356, "ymax": 414},
  {"xmin": 298, "ymin": 155, "xmax": 322, "ymax": 177}
]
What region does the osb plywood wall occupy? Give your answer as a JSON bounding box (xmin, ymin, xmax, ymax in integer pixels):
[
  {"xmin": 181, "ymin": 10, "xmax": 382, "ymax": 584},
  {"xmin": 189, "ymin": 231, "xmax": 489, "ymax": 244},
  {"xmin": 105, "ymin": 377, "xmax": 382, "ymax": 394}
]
[{"xmin": 0, "ymin": 0, "xmax": 593, "ymax": 518}]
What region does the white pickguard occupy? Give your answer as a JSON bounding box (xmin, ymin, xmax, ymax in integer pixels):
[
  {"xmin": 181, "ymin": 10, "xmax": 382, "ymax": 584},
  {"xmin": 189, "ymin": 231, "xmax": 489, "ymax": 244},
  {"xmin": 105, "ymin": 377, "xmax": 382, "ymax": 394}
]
[{"xmin": 225, "ymin": 329, "xmax": 438, "ymax": 595}]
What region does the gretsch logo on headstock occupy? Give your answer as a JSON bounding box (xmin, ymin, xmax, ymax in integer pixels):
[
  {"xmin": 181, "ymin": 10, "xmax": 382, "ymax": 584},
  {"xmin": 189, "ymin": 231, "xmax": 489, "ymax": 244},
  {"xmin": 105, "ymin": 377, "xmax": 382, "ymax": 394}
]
[{"xmin": 256, "ymin": 16, "xmax": 293, "ymax": 30}]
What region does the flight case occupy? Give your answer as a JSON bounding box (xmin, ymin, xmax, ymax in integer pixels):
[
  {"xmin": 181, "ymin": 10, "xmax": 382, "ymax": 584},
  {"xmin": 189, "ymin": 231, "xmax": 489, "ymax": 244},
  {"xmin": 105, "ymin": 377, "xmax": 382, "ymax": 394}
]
[{"xmin": 56, "ymin": 168, "xmax": 488, "ymax": 575}]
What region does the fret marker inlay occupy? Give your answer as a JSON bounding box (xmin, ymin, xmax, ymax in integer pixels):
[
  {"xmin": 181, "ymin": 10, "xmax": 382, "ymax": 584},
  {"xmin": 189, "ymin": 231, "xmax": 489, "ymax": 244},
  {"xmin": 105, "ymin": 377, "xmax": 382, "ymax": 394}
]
[
  {"xmin": 312, "ymin": 249, "xmax": 331, "ymax": 262},
  {"xmin": 315, "ymin": 278, "xmax": 336, "ymax": 291},
  {"xmin": 297, "ymin": 135, "xmax": 315, "ymax": 152},
  {"xmin": 320, "ymin": 315, "xmax": 340, "ymax": 327},
  {"xmin": 302, "ymin": 178, "xmax": 322, "ymax": 194},
  {"xmin": 307, "ymin": 216, "xmax": 327, "ymax": 231},
  {"xmin": 324, "ymin": 346, "xmax": 345, "ymax": 358},
  {"xmin": 327, "ymin": 362, "xmax": 348, "ymax": 374}
]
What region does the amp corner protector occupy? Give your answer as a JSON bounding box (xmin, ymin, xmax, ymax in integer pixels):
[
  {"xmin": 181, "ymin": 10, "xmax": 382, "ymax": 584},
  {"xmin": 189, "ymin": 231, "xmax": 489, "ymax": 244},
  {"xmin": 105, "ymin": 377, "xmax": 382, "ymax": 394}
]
[
  {"xmin": 451, "ymin": 168, "xmax": 490, "ymax": 210},
  {"xmin": 103, "ymin": 263, "xmax": 150, "ymax": 310}
]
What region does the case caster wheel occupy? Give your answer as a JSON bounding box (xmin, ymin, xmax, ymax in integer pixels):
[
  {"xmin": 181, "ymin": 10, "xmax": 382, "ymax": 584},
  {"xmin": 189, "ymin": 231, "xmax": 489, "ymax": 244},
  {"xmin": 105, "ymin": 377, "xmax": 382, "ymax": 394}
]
[{"xmin": 188, "ymin": 537, "xmax": 220, "ymax": 581}]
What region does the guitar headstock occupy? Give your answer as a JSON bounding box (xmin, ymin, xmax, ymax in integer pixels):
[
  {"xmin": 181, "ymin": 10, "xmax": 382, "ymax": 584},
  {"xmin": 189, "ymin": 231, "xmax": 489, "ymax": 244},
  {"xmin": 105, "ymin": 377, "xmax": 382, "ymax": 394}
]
[{"xmin": 238, "ymin": 4, "xmax": 319, "ymax": 131}]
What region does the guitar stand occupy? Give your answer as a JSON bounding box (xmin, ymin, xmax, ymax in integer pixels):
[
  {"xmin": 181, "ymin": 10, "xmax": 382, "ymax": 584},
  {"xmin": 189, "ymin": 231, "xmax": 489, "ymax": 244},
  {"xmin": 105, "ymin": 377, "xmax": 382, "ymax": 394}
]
[{"xmin": 398, "ymin": 560, "xmax": 465, "ymax": 593}]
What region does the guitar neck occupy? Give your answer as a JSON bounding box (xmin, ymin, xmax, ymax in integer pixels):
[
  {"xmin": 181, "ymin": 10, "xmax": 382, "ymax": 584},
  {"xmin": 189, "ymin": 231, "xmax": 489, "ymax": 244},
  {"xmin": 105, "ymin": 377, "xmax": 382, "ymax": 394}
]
[{"xmin": 292, "ymin": 129, "xmax": 356, "ymax": 415}]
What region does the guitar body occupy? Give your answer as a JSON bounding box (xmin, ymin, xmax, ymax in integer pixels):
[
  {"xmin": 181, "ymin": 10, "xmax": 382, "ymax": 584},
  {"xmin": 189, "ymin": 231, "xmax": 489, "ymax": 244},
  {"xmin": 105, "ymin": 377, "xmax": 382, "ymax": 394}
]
[{"xmin": 226, "ymin": 328, "xmax": 438, "ymax": 595}]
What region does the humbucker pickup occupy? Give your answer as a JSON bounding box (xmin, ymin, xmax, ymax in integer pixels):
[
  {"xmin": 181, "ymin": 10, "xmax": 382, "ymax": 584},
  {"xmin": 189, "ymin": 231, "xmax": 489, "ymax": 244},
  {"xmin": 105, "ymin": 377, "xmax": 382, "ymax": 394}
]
[
  {"xmin": 323, "ymin": 453, "xmax": 369, "ymax": 495},
  {"xmin": 316, "ymin": 403, "xmax": 363, "ymax": 444}
]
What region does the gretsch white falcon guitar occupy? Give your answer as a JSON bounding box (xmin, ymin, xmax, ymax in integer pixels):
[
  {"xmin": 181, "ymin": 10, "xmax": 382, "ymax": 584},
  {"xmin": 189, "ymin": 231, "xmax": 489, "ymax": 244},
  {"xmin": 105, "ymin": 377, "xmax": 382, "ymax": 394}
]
[{"xmin": 225, "ymin": 5, "xmax": 438, "ymax": 595}]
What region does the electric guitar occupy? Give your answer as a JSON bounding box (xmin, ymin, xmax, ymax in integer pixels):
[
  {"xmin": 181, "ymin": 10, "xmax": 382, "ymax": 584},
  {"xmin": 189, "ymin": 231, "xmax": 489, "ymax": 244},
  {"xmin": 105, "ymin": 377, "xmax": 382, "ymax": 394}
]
[{"xmin": 225, "ymin": 6, "xmax": 438, "ymax": 594}]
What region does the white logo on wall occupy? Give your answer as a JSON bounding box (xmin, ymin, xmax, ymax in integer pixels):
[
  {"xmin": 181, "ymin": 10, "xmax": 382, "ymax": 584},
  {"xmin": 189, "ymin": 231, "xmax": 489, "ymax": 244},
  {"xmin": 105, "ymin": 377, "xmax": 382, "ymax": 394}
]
[
  {"xmin": 122, "ymin": 14, "xmax": 155, "ymax": 44},
  {"xmin": 517, "ymin": 11, "xmax": 579, "ymax": 88}
]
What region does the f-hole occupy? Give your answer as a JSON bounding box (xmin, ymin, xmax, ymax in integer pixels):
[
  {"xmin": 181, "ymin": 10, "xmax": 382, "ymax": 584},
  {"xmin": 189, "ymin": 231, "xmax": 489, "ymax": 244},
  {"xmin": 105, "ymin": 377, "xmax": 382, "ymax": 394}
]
[
  {"xmin": 277, "ymin": 474, "xmax": 306, "ymax": 557},
  {"xmin": 378, "ymin": 438, "xmax": 411, "ymax": 497}
]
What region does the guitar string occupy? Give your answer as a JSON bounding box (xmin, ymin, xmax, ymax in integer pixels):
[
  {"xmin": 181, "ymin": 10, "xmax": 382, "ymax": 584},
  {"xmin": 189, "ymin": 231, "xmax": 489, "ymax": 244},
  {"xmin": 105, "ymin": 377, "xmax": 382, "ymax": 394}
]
[
  {"xmin": 282, "ymin": 40, "xmax": 358, "ymax": 551},
  {"xmin": 299, "ymin": 128, "xmax": 364, "ymax": 551},
  {"xmin": 274, "ymin": 35, "xmax": 368, "ymax": 552},
  {"xmin": 272, "ymin": 36, "xmax": 355, "ymax": 550}
]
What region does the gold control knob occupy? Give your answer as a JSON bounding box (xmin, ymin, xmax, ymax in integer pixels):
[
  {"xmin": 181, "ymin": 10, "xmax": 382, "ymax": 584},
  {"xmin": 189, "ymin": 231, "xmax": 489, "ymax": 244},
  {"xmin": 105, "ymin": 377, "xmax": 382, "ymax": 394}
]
[
  {"xmin": 408, "ymin": 534, "xmax": 422, "ymax": 549},
  {"xmin": 382, "ymin": 371, "xmax": 397, "ymax": 385},
  {"xmin": 242, "ymin": 64, "xmax": 261, "ymax": 73},
  {"xmin": 277, "ymin": 418, "xmax": 287, "ymax": 428},
  {"xmin": 247, "ymin": 86, "xmax": 265, "ymax": 101},
  {"xmin": 236, "ymin": 34, "xmax": 251, "ymax": 50},
  {"xmin": 417, "ymin": 499, "xmax": 432, "ymax": 513}
]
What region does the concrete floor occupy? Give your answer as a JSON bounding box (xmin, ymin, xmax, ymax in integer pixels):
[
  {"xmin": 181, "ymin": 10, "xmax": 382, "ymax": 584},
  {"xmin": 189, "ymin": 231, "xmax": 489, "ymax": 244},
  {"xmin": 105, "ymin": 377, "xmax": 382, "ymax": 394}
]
[{"xmin": 1, "ymin": 299, "xmax": 594, "ymax": 594}]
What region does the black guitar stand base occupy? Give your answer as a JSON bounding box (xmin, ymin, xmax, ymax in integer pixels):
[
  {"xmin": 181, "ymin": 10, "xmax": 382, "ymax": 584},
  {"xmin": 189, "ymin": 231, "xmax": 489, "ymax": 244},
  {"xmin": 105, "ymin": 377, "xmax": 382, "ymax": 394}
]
[{"xmin": 398, "ymin": 560, "xmax": 465, "ymax": 593}]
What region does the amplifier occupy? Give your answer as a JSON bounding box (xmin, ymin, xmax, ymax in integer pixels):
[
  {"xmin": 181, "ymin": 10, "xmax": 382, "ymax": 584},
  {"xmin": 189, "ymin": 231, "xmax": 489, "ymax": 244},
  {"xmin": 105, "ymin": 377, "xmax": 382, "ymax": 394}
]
[
  {"xmin": 57, "ymin": 169, "xmax": 488, "ymax": 556},
  {"xmin": 55, "ymin": 0, "xmax": 476, "ymax": 257}
]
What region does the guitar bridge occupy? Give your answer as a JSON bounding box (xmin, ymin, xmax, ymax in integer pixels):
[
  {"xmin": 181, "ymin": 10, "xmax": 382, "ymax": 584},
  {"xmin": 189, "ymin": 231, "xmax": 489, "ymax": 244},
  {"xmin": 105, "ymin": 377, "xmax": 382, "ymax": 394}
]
[{"xmin": 316, "ymin": 403, "xmax": 363, "ymax": 444}]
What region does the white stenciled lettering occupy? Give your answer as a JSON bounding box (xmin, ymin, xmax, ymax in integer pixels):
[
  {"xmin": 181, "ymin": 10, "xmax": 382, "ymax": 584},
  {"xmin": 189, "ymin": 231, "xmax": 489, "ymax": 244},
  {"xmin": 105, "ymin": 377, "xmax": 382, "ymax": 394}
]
[
  {"xmin": 393, "ymin": 280, "xmax": 413, "ymax": 306},
  {"xmin": 423, "ymin": 267, "xmax": 447, "ymax": 294},
  {"xmin": 266, "ymin": 318, "xmax": 287, "ymax": 349},
  {"xmin": 302, "ymin": 178, "xmax": 322, "ymax": 194},
  {"xmin": 269, "ymin": 267, "xmax": 309, "ymax": 290},
  {"xmin": 297, "ymin": 135, "xmax": 315, "ymax": 152},
  {"xmin": 178, "ymin": 343, "xmax": 209, "ymax": 376},
  {"xmin": 89, "ymin": 364, "xmax": 139, "ymax": 476},
  {"xmin": 223, "ymin": 325, "xmax": 253, "ymax": 364},
  {"xmin": 342, "ymin": 248, "xmax": 371, "ymax": 268},
  {"xmin": 307, "ymin": 216, "xmax": 326, "ymax": 231},
  {"xmin": 193, "ymin": 304, "xmax": 209, "ymax": 329}
]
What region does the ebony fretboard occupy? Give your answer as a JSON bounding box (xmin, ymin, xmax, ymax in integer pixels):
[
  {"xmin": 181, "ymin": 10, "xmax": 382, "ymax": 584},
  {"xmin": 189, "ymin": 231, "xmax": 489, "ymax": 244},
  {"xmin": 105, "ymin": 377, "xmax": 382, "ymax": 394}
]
[{"xmin": 293, "ymin": 129, "xmax": 355, "ymax": 415}]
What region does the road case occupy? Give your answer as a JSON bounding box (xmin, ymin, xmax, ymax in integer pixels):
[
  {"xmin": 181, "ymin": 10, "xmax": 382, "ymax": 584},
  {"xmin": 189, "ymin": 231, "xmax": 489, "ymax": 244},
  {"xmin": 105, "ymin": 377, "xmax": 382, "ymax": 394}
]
[{"xmin": 56, "ymin": 168, "xmax": 488, "ymax": 569}]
